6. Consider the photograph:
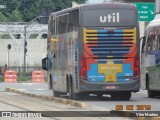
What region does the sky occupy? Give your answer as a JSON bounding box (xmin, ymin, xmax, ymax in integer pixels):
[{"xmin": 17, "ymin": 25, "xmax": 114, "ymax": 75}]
[{"xmin": 88, "ymin": 0, "xmax": 104, "ymax": 4}]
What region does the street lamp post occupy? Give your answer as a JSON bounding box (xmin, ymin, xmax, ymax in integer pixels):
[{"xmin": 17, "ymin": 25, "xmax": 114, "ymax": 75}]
[
  {"xmin": 23, "ymin": 16, "xmax": 48, "ymax": 75},
  {"xmin": 23, "ymin": 26, "xmax": 27, "ymax": 75},
  {"xmin": 7, "ymin": 44, "xmax": 11, "ymax": 68}
]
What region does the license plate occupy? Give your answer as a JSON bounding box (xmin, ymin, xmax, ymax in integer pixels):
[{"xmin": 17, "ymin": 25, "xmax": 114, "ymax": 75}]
[{"xmin": 106, "ymin": 86, "xmax": 116, "ymax": 89}]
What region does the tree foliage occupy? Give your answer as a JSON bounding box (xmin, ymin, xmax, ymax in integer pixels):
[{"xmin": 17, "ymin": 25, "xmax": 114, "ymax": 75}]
[{"xmin": 0, "ymin": 0, "xmax": 87, "ymax": 22}]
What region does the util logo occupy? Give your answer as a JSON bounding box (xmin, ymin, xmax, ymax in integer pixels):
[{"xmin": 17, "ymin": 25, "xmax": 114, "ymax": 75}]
[{"xmin": 100, "ymin": 12, "xmax": 120, "ymax": 23}]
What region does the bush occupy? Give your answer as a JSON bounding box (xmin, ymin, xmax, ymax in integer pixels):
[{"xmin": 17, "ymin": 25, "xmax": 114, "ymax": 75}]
[
  {"xmin": 0, "ymin": 77, "xmax": 4, "ymax": 82},
  {"xmin": 17, "ymin": 76, "xmax": 32, "ymax": 82}
]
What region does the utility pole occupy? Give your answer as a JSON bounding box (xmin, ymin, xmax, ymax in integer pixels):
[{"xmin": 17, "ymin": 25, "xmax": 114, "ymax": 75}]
[
  {"xmin": 7, "ymin": 44, "xmax": 11, "ymax": 68},
  {"xmin": 23, "ymin": 16, "xmax": 48, "ymax": 76},
  {"xmin": 23, "ymin": 26, "xmax": 27, "ymax": 75},
  {"xmin": 156, "ymin": 0, "xmax": 160, "ymax": 13}
]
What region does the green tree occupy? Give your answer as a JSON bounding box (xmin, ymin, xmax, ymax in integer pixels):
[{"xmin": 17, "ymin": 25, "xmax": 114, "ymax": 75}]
[
  {"xmin": 20, "ymin": 0, "xmax": 88, "ymax": 22},
  {"xmin": 0, "ymin": 0, "xmax": 88, "ymax": 22},
  {"xmin": 74, "ymin": 0, "xmax": 87, "ymax": 4},
  {"xmin": 0, "ymin": 12, "xmax": 8, "ymax": 22},
  {"xmin": 8, "ymin": 9, "xmax": 23, "ymax": 22},
  {"xmin": 0, "ymin": 0, "xmax": 21, "ymax": 22}
]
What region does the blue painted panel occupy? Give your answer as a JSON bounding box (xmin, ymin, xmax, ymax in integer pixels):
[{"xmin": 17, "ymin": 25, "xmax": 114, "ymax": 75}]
[
  {"xmin": 98, "ymin": 34, "xmax": 123, "ymax": 37},
  {"xmin": 87, "ymin": 64, "xmax": 105, "ymax": 82},
  {"xmin": 97, "ymin": 29, "xmax": 123, "ymax": 33},
  {"xmin": 116, "ymin": 64, "xmax": 133, "ymax": 82},
  {"xmin": 114, "ymin": 29, "xmax": 123, "ymax": 32},
  {"xmin": 98, "ymin": 30, "xmax": 107, "ymax": 33}
]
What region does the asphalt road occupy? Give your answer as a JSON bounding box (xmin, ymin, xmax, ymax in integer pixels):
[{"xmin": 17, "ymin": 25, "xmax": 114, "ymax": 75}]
[
  {"xmin": 0, "ymin": 83, "xmax": 131, "ymax": 120},
  {"xmin": 0, "ymin": 82, "xmax": 160, "ymax": 112}
]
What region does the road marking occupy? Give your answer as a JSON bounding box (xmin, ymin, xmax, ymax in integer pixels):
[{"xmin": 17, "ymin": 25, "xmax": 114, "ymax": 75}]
[
  {"xmin": 34, "ymin": 89, "xmax": 48, "ymax": 91},
  {"xmin": 17, "ymin": 89, "xmax": 27, "ymax": 91}
]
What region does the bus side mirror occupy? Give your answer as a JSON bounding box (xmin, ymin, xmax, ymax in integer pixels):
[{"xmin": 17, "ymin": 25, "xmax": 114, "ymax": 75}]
[
  {"xmin": 42, "ymin": 57, "xmax": 48, "ymax": 70},
  {"xmin": 140, "ymin": 36, "xmax": 145, "ymax": 53}
]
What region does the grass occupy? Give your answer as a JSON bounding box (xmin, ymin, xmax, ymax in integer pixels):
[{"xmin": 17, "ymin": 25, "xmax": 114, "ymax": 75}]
[
  {"xmin": 0, "ymin": 76, "xmax": 47, "ymax": 82},
  {"xmin": 17, "ymin": 76, "xmax": 32, "ymax": 82},
  {"xmin": 0, "ymin": 77, "xmax": 4, "ymax": 82},
  {"xmin": 0, "ymin": 76, "xmax": 31, "ymax": 82}
]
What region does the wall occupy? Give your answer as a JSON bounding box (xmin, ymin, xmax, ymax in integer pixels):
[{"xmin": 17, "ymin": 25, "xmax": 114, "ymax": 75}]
[{"xmin": 0, "ymin": 39, "xmax": 47, "ymax": 67}]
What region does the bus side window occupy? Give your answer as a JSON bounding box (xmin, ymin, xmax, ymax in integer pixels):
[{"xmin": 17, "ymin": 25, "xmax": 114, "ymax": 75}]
[
  {"xmin": 147, "ymin": 37, "xmax": 151, "ymax": 51},
  {"xmin": 143, "ymin": 29, "xmax": 151, "ymax": 52},
  {"xmin": 158, "ymin": 28, "xmax": 160, "ymax": 50},
  {"xmin": 146, "ymin": 29, "xmax": 154, "ymax": 51},
  {"xmin": 158, "ymin": 35, "xmax": 160, "ymax": 50}
]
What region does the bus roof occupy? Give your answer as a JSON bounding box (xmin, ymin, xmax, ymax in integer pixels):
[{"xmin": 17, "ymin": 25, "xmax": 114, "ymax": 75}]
[
  {"xmin": 50, "ymin": 2, "xmax": 136, "ymax": 16},
  {"xmin": 83, "ymin": 2, "xmax": 136, "ymax": 10},
  {"xmin": 146, "ymin": 14, "xmax": 160, "ymax": 28}
]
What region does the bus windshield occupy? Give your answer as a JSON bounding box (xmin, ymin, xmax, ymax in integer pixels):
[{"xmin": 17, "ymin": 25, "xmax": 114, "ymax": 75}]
[{"xmin": 83, "ymin": 9, "xmax": 137, "ymax": 27}]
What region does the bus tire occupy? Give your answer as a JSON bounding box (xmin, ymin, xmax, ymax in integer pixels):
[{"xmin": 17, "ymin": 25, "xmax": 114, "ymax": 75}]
[
  {"xmin": 111, "ymin": 94, "xmax": 119, "ymax": 100},
  {"xmin": 146, "ymin": 74, "xmax": 156, "ymax": 98},
  {"xmin": 111, "ymin": 92, "xmax": 131, "ymax": 101},
  {"xmin": 66, "ymin": 75, "xmax": 69, "ymax": 93},
  {"xmin": 52, "ymin": 83, "xmax": 61, "ymax": 97},
  {"xmin": 53, "ymin": 91, "xmax": 61, "ymax": 97},
  {"xmin": 49, "ymin": 74, "xmax": 52, "ymax": 89},
  {"xmin": 119, "ymin": 92, "xmax": 131, "ymax": 101},
  {"xmin": 148, "ymin": 90, "xmax": 156, "ymax": 98},
  {"xmin": 97, "ymin": 93, "xmax": 103, "ymax": 98},
  {"xmin": 68, "ymin": 75, "xmax": 79, "ymax": 100},
  {"xmin": 146, "ymin": 74, "xmax": 149, "ymax": 90}
]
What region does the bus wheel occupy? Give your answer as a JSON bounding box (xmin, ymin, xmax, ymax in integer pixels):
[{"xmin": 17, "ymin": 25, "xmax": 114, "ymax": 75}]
[
  {"xmin": 146, "ymin": 75, "xmax": 156, "ymax": 98},
  {"xmin": 148, "ymin": 90, "xmax": 156, "ymax": 98},
  {"xmin": 97, "ymin": 94, "xmax": 103, "ymax": 98},
  {"xmin": 68, "ymin": 75, "xmax": 76, "ymax": 100},
  {"xmin": 119, "ymin": 92, "xmax": 131, "ymax": 101},
  {"xmin": 52, "ymin": 84, "xmax": 61, "ymax": 97},
  {"xmin": 147, "ymin": 86, "xmax": 157, "ymax": 98},
  {"xmin": 111, "ymin": 94, "xmax": 119, "ymax": 100},
  {"xmin": 49, "ymin": 75, "xmax": 52, "ymax": 89},
  {"xmin": 53, "ymin": 91, "xmax": 61, "ymax": 97}
]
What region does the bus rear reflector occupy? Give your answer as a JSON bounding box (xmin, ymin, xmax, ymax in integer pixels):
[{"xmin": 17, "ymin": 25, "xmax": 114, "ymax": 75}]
[
  {"xmin": 80, "ymin": 55, "xmax": 87, "ymax": 79},
  {"xmin": 134, "ymin": 54, "xmax": 139, "ymax": 78}
]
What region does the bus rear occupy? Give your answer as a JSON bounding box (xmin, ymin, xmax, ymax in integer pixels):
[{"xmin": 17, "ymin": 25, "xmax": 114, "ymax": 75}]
[{"xmin": 80, "ymin": 3, "xmax": 140, "ymax": 100}]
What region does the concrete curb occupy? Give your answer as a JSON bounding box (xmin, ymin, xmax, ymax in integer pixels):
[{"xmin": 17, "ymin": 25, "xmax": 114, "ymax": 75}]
[
  {"xmin": 5, "ymin": 87, "xmax": 85, "ymax": 108},
  {"xmin": 5, "ymin": 88, "xmax": 160, "ymax": 119}
]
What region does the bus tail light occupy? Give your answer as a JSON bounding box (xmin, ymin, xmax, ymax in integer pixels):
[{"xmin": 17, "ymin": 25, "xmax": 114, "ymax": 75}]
[
  {"xmin": 134, "ymin": 54, "xmax": 139, "ymax": 78},
  {"xmin": 80, "ymin": 55, "xmax": 87, "ymax": 80}
]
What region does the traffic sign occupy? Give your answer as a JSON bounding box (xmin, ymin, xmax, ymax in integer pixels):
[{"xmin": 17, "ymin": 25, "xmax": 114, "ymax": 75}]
[{"xmin": 132, "ymin": 2, "xmax": 155, "ymax": 21}]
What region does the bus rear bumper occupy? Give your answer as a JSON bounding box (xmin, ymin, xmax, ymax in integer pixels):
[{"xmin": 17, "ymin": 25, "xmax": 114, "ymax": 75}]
[{"xmin": 79, "ymin": 78, "xmax": 140, "ymax": 93}]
